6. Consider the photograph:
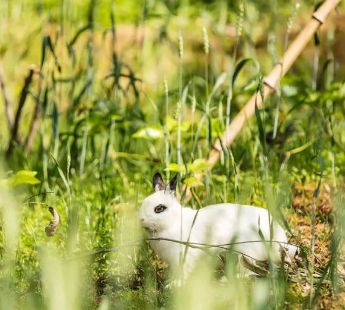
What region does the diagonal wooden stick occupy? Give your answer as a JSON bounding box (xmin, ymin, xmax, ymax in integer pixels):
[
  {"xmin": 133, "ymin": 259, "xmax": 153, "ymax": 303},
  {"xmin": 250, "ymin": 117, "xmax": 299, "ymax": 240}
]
[{"xmin": 206, "ymin": 0, "xmax": 341, "ymax": 169}]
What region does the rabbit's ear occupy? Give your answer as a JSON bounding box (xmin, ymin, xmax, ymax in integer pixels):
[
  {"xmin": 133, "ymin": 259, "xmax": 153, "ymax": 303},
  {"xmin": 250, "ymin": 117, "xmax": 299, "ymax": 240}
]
[
  {"xmin": 153, "ymin": 172, "xmax": 165, "ymax": 192},
  {"xmin": 167, "ymin": 174, "xmax": 178, "ymax": 194}
]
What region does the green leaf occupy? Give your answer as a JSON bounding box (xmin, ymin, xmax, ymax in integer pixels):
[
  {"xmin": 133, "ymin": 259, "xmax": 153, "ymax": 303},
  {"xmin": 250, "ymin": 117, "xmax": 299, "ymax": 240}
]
[
  {"xmin": 183, "ymin": 176, "xmax": 204, "ymax": 188},
  {"xmin": 6, "ymin": 170, "xmax": 40, "ymax": 188},
  {"xmin": 188, "ymin": 159, "xmax": 211, "ymax": 173},
  {"xmin": 232, "ymin": 58, "xmax": 259, "ymax": 87},
  {"xmin": 165, "ymin": 163, "xmax": 186, "ymax": 173}
]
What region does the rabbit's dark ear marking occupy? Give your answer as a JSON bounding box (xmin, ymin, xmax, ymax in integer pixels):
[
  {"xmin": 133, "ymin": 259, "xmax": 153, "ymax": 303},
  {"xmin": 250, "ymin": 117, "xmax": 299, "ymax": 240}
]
[
  {"xmin": 167, "ymin": 174, "xmax": 178, "ymax": 193},
  {"xmin": 153, "ymin": 172, "xmax": 165, "ymax": 192}
]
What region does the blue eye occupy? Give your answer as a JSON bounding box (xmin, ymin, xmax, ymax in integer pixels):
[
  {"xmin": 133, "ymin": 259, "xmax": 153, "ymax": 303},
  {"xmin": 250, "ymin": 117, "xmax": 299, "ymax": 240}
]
[{"xmin": 154, "ymin": 204, "xmax": 167, "ymax": 213}]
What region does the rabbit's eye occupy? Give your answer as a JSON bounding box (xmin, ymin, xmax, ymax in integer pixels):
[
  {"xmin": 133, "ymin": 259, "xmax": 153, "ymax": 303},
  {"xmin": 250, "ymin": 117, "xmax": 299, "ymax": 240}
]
[{"xmin": 154, "ymin": 204, "xmax": 167, "ymax": 214}]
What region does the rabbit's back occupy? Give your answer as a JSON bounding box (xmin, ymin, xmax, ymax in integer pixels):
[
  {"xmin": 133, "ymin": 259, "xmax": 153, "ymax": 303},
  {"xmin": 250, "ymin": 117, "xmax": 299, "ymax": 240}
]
[{"xmin": 190, "ymin": 203, "xmax": 287, "ymax": 261}]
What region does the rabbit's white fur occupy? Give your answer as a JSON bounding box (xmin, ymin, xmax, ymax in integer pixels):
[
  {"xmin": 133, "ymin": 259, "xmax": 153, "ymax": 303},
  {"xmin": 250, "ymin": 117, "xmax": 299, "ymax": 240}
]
[{"xmin": 140, "ymin": 187, "xmax": 297, "ymax": 277}]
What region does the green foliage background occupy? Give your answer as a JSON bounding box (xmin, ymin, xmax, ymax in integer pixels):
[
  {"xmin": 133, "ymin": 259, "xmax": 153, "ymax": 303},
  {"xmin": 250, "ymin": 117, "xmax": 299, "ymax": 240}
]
[{"xmin": 0, "ymin": 0, "xmax": 344, "ymax": 309}]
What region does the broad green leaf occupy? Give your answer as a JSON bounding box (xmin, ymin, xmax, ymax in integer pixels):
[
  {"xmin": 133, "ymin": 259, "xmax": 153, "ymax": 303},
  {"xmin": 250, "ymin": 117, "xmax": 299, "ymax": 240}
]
[
  {"xmin": 188, "ymin": 159, "xmax": 211, "ymax": 173},
  {"xmin": 165, "ymin": 163, "xmax": 186, "ymax": 173},
  {"xmin": 183, "ymin": 176, "xmax": 204, "ymax": 188},
  {"xmin": 5, "ymin": 170, "xmax": 40, "ymax": 188}
]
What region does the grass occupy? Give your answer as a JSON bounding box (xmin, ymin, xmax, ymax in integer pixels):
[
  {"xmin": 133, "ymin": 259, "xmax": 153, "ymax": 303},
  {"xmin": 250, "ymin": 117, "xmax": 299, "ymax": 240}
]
[{"xmin": 0, "ymin": 0, "xmax": 345, "ymax": 309}]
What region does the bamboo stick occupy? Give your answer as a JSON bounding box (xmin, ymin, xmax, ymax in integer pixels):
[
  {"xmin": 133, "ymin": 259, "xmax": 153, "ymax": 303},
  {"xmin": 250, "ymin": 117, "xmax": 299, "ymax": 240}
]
[{"xmin": 206, "ymin": 0, "xmax": 341, "ymax": 169}]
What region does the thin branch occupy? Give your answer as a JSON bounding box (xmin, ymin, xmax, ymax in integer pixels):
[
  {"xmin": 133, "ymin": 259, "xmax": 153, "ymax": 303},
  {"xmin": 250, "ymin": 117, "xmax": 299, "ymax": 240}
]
[
  {"xmin": 190, "ymin": 187, "xmax": 203, "ymax": 209},
  {"xmin": 65, "ymin": 238, "xmax": 300, "ymax": 264},
  {"xmin": 12, "ymin": 68, "xmax": 35, "ymax": 140},
  {"xmin": 23, "ymin": 191, "xmax": 55, "ymax": 203},
  {"xmin": 147, "ymin": 237, "xmax": 299, "ymax": 250},
  {"xmin": 6, "ymin": 68, "xmax": 35, "ymax": 156}
]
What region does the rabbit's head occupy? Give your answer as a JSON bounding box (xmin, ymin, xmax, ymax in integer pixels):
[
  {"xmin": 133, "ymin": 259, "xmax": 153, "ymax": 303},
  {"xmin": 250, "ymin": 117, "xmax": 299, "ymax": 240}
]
[{"xmin": 139, "ymin": 173, "xmax": 181, "ymax": 233}]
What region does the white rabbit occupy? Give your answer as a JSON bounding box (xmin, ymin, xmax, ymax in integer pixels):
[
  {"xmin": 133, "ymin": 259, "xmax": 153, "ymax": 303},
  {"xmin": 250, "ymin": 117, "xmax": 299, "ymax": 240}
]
[{"xmin": 139, "ymin": 173, "xmax": 298, "ymax": 279}]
